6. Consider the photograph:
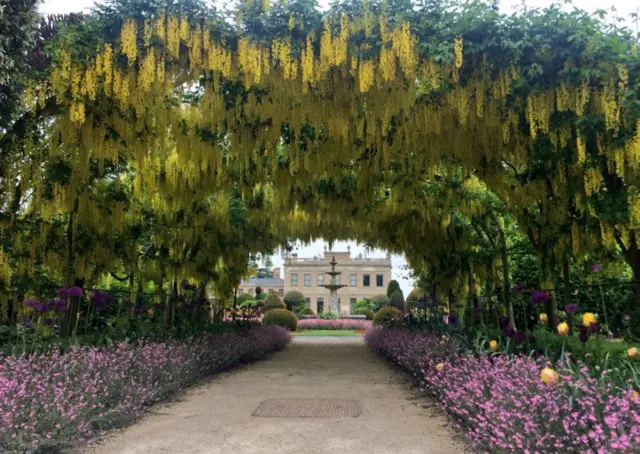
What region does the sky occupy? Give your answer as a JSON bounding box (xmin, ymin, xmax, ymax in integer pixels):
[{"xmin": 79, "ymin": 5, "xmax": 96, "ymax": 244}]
[{"xmin": 39, "ymin": 0, "xmax": 637, "ymax": 296}]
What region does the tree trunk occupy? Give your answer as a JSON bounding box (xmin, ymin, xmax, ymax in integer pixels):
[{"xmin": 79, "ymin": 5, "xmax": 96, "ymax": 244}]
[
  {"xmin": 232, "ymin": 287, "xmax": 238, "ymax": 321},
  {"xmin": 497, "ymin": 222, "xmax": 515, "ymax": 330},
  {"xmin": 164, "ymin": 278, "xmax": 177, "ymax": 328},
  {"xmin": 468, "ymin": 270, "xmax": 484, "ymax": 327},
  {"xmin": 562, "ymin": 255, "xmax": 573, "ymax": 335},
  {"xmin": 541, "ymin": 266, "xmax": 560, "ymax": 331},
  {"xmin": 192, "ymin": 281, "xmax": 206, "ymax": 324}
]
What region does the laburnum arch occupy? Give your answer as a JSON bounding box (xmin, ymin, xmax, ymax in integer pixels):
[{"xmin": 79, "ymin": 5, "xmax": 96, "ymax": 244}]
[{"xmin": 0, "ymin": 0, "xmax": 639, "ymax": 327}]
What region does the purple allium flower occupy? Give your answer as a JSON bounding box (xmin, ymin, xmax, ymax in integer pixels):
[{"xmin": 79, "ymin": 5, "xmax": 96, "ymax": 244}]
[
  {"xmin": 565, "ymin": 303, "xmax": 579, "ymax": 314},
  {"xmin": 528, "ymin": 334, "xmax": 536, "ymax": 344},
  {"xmin": 514, "ymin": 331, "xmax": 526, "ymax": 345},
  {"xmin": 499, "ymin": 316, "xmax": 510, "ymax": 330},
  {"xmin": 592, "ymin": 263, "xmax": 601, "ymax": 272},
  {"xmin": 474, "ymin": 306, "xmax": 482, "ymax": 313},
  {"xmin": 23, "ymin": 321, "xmax": 34, "ymax": 329},
  {"xmin": 35, "ymin": 302, "xmax": 49, "ymax": 313},
  {"xmin": 57, "ymin": 288, "xmax": 70, "ymax": 298},
  {"xmin": 53, "ymin": 299, "xmax": 67, "ymax": 313},
  {"xmin": 511, "ymin": 283, "xmax": 525, "ymax": 293},
  {"xmin": 68, "ymin": 286, "xmax": 84, "ymax": 297},
  {"xmin": 24, "ymin": 299, "xmax": 38, "ymax": 309},
  {"xmin": 530, "ymin": 290, "xmax": 549, "ymax": 305}
]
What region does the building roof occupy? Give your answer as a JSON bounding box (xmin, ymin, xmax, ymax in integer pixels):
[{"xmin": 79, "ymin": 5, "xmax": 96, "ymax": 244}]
[{"xmin": 240, "ymin": 277, "xmax": 284, "ymax": 286}]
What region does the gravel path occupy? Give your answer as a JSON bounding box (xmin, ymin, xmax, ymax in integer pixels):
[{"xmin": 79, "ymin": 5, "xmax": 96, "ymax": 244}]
[{"xmin": 88, "ymin": 336, "xmax": 465, "ymax": 454}]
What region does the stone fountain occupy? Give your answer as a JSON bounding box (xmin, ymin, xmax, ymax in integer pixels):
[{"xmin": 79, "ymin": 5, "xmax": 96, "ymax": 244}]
[{"xmin": 321, "ymin": 255, "xmax": 347, "ymax": 314}]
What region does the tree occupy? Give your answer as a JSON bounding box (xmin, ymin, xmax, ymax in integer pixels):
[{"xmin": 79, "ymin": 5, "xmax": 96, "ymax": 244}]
[
  {"xmin": 386, "ymin": 280, "xmax": 401, "ymax": 298},
  {"xmin": 284, "ymin": 290, "xmax": 305, "ymax": 311},
  {"xmin": 389, "ymin": 289, "xmax": 405, "ymax": 311}
]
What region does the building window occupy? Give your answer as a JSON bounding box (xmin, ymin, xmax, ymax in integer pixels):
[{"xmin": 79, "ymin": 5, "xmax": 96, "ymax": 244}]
[
  {"xmin": 268, "ymin": 288, "xmax": 274, "ymax": 294},
  {"xmin": 350, "ymin": 274, "xmax": 357, "ymax": 287},
  {"xmin": 305, "ymin": 297, "xmax": 311, "ymax": 307},
  {"xmin": 335, "ymin": 275, "xmax": 341, "ymax": 285},
  {"xmin": 247, "ymin": 288, "xmax": 253, "ymax": 295},
  {"xmin": 317, "ymin": 273, "xmax": 324, "ymax": 286},
  {"xmin": 304, "ymin": 273, "xmax": 311, "ymax": 286},
  {"xmin": 317, "ymin": 298, "xmax": 324, "ymax": 313},
  {"xmin": 291, "ymin": 273, "xmax": 298, "ymax": 286},
  {"xmin": 238, "ymin": 289, "xmax": 244, "ymax": 294},
  {"xmin": 350, "ymin": 298, "xmax": 357, "ymax": 313},
  {"xmin": 279, "ymin": 289, "xmax": 284, "ymax": 296},
  {"xmin": 376, "ymin": 274, "xmax": 384, "ymax": 287},
  {"xmin": 363, "ymin": 274, "xmax": 371, "ymax": 287}
]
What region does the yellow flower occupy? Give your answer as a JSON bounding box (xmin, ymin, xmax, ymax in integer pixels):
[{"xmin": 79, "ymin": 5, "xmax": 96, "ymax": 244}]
[
  {"xmin": 582, "ymin": 312, "xmax": 597, "ymax": 327},
  {"xmin": 541, "ymin": 367, "xmax": 559, "ymax": 385},
  {"xmin": 633, "ymin": 391, "xmax": 640, "ymax": 402},
  {"xmin": 147, "ymin": 308, "xmax": 154, "ymax": 316},
  {"xmin": 557, "ymin": 322, "xmax": 569, "ymax": 336},
  {"xmin": 489, "ymin": 340, "xmax": 498, "ymax": 352},
  {"xmin": 435, "ymin": 363, "xmax": 444, "ymax": 373},
  {"xmin": 539, "ymin": 313, "xmax": 548, "ymax": 322},
  {"xmin": 628, "ymin": 347, "xmax": 638, "ymax": 360}
]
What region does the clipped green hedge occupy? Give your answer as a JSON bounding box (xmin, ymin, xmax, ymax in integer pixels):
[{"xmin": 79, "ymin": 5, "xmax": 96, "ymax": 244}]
[
  {"xmin": 373, "ymin": 306, "xmax": 402, "ymax": 326},
  {"xmin": 263, "ymin": 309, "xmax": 298, "ymax": 331},
  {"xmin": 355, "ymin": 308, "xmax": 374, "ymax": 320},
  {"xmin": 263, "ymin": 293, "xmax": 286, "ymax": 313}
]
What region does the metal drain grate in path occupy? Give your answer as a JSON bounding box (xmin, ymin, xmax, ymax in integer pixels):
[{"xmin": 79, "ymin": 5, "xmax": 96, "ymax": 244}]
[{"xmin": 252, "ymin": 398, "xmax": 361, "ymax": 418}]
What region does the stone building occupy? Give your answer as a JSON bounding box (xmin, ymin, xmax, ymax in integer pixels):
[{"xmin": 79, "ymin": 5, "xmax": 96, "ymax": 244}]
[
  {"xmin": 283, "ymin": 249, "xmax": 392, "ymax": 315},
  {"xmin": 237, "ymin": 268, "xmax": 284, "ymax": 298}
]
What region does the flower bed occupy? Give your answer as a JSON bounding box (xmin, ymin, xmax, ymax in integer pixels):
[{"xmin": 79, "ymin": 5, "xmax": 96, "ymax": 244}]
[
  {"xmin": 297, "ymin": 319, "xmax": 372, "ymax": 331},
  {"xmin": 0, "ymin": 326, "xmax": 290, "ymax": 452},
  {"xmin": 366, "ymin": 327, "xmax": 640, "ymax": 453}
]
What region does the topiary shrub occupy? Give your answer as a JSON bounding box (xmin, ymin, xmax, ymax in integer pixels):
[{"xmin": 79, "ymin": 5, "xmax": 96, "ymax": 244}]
[
  {"xmin": 373, "ymin": 306, "xmax": 402, "ymax": 326},
  {"xmin": 239, "ymin": 299, "xmax": 258, "ymax": 308},
  {"xmin": 406, "ymin": 288, "xmax": 424, "ymax": 311},
  {"xmin": 369, "ymin": 294, "xmax": 391, "ymax": 312},
  {"xmin": 386, "ymin": 280, "xmax": 401, "ymax": 298},
  {"xmin": 263, "ymin": 309, "xmax": 298, "ymax": 331},
  {"xmin": 284, "ymin": 290, "xmax": 305, "ymax": 310},
  {"xmin": 263, "ymin": 293, "xmax": 286, "ymax": 313},
  {"xmin": 389, "ymin": 289, "xmax": 405, "ymax": 311},
  {"xmin": 237, "ymin": 293, "xmax": 255, "ymax": 305},
  {"xmin": 355, "ymin": 308, "xmax": 374, "ymax": 320},
  {"xmin": 302, "ymin": 307, "xmax": 315, "ymax": 315},
  {"xmin": 354, "ymin": 299, "xmax": 370, "ymax": 311}
]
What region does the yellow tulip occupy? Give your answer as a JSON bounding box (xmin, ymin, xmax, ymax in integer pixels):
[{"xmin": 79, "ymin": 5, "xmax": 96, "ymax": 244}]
[
  {"xmin": 435, "ymin": 363, "xmax": 444, "ymax": 373},
  {"xmin": 628, "ymin": 347, "xmax": 638, "ymax": 360},
  {"xmin": 557, "ymin": 322, "xmax": 569, "ymax": 336},
  {"xmin": 540, "ymin": 367, "xmax": 559, "ymax": 385},
  {"xmin": 489, "ymin": 340, "xmax": 498, "ymax": 352},
  {"xmin": 582, "ymin": 312, "xmax": 597, "ymax": 327},
  {"xmin": 539, "ymin": 313, "xmax": 548, "ymax": 323},
  {"xmin": 633, "ymin": 391, "xmax": 639, "ymax": 402}
]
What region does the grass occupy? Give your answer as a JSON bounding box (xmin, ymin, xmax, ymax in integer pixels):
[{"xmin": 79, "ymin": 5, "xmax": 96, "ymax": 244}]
[{"xmin": 292, "ymin": 329, "xmax": 364, "ymax": 337}]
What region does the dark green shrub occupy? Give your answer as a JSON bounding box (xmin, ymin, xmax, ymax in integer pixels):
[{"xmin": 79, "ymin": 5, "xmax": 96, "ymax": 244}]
[
  {"xmin": 406, "ymin": 289, "xmax": 424, "ymax": 311},
  {"xmin": 239, "ymin": 299, "xmax": 258, "ymax": 308},
  {"xmin": 390, "ymin": 289, "xmax": 405, "ymax": 311},
  {"xmin": 284, "ymin": 290, "xmax": 305, "ymax": 310},
  {"xmin": 354, "ymin": 299, "xmax": 370, "ymax": 310},
  {"xmin": 370, "ymin": 294, "xmax": 391, "ymax": 311},
  {"xmin": 386, "ymin": 280, "xmax": 401, "ymax": 298},
  {"xmin": 355, "ymin": 308, "xmax": 374, "ymax": 320},
  {"xmin": 263, "ymin": 309, "xmax": 298, "ymax": 331},
  {"xmin": 373, "ymin": 306, "xmax": 402, "ymax": 326},
  {"xmin": 237, "ymin": 293, "xmax": 255, "ymax": 305},
  {"xmin": 263, "ymin": 293, "xmax": 286, "ymax": 312},
  {"xmin": 302, "ymin": 307, "xmax": 315, "ymax": 315}
]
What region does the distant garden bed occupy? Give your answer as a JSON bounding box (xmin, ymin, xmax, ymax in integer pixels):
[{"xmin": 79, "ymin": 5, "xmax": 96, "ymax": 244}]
[
  {"xmin": 296, "ymin": 319, "xmax": 372, "ymax": 331},
  {"xmin": 293, "ymin": 329, "xmax": 365, "ymax": 336}
]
